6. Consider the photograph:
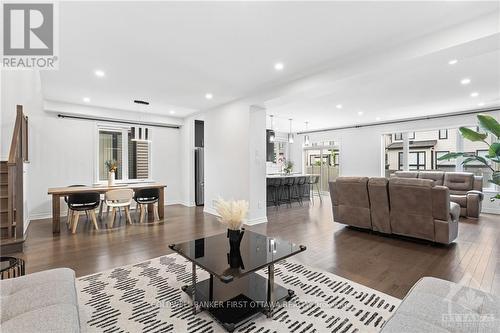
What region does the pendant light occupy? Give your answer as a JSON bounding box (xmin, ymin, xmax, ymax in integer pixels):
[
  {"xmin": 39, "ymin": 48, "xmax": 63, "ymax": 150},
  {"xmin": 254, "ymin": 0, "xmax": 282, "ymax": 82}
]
[
  {"xmin": 132, "ymin": 100, "xmax": 152, "ymax": 143},
  {"xmin": 269, "ymin": 115, "xmax": 275, "ymax": 143},
  {"xmin": 304, "ymin": 121, "xmax": 310, "ymax": 146},
  {"xmin": 288, "ymin": 118, "xmax": 294, "ymax": 144}
]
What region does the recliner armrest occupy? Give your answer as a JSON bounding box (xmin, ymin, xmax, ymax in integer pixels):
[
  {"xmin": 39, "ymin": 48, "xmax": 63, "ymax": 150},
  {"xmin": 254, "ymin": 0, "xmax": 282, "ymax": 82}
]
[
  {"xmin": 467, "ymin": 190, "xmax": 484, "ymax": 201},
  {"xmin": 449, "ymin": 202, "xmax": 460, "ymax": 221}
]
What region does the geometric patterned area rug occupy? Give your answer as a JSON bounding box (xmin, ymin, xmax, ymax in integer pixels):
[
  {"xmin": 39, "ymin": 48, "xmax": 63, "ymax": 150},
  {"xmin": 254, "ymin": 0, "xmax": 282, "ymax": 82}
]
[{"xmin": 77, "ymin": 254, "xmax": 401, "ymax": 333}]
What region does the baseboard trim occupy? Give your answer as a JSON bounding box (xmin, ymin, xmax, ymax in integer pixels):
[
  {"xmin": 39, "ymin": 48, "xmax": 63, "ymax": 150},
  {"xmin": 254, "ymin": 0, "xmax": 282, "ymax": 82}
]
[
  {"xmin": 29, "ymin": 200, "xmax": 194, "ymax": 221},
  {"xmin": 245, "ymin": 216, "xmax": 268, "ymax": 226}
]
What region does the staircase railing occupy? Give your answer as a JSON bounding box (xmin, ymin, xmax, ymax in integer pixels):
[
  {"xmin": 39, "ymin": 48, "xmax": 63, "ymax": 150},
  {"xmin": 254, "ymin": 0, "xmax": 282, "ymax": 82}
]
[{"xmin": 7, "ymin": 105, "xmax": 28, "ymax": 241}]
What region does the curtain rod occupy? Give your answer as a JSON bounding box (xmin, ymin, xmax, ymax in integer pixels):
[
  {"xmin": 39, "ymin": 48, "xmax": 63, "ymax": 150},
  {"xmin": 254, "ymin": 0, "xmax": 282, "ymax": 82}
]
[
  {"xmin": 297, "ymin": 107, "xmax": 500, "ymax": 135},
  {"xmin": 57, "ymin": 113, "xmax": 181, "ymax": 129}
]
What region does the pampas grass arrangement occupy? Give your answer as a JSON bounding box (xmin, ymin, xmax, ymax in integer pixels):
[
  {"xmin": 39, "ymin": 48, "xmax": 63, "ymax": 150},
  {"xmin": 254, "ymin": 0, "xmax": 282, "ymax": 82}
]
[{"xmin": 214, "ymin": 198, "xmax": 249, "ymax": 230}]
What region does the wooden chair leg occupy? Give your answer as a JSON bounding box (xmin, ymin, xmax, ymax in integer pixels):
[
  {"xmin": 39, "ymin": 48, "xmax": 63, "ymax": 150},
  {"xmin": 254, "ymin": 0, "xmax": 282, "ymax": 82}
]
[
  {"xmin": 71, "ymin": 211, "xmax": 80, "ymax": 234},
  {"xmin": 110, "ymin": 207, "xmax": 116, "ymax": 228},
  {"xmin": 125, "ymin": 206, "xmax": 132, "ymax": 224},
  {"xmin": 139, "ymin": 205, "xmax": 145, "ymax": 224},
  {"xmin": 99, "ymin": 200, "xmax": 104, "ymax": 220},
  {"xmin": 67, "ymin": 210, "xmax": 73, "ymax": 229},
  {"xmin": 154, "ymin": 203, "xmax": 160, "ymax": 221},
  {"xmin": 90, "ymin": 210, "xmax": 99, "ymax": 230}
]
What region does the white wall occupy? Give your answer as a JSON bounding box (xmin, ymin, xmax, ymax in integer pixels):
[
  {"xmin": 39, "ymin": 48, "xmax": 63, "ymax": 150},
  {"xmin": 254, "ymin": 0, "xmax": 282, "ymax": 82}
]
[
  {"xmin": 248, "ymin": 106, "xmax": 267, "ymax": 223},
  {"xmin": 203, "ymin": 100, "xmax": 267, "ymax": 224}
]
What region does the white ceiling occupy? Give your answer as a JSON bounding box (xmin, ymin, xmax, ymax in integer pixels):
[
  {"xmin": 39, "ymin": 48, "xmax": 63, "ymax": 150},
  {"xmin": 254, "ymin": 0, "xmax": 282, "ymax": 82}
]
[
  {"xmin": 267, "ymin": 35, "xmax": 500, "ymax": 132},
  {"xmin": 41, "ymin": 1, "xmax": 499, "ymax": 120}
]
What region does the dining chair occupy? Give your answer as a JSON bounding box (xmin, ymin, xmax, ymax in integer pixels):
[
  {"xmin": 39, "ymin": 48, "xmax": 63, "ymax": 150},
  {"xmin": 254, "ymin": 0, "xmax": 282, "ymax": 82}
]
[
  {"xmin": 105, "ymin": 189, "xmax": 134, "ymax": 228},
  {"xmin": 64, "ymin": 185, "xmax": 86, "ymax": 227},
  {"xmin": 133, "ymin": 188, "xmax": 160, "ymax": 223},
  {"xmin": 67, "ymin": 192, "xmax": 100, "ymax": 234}
]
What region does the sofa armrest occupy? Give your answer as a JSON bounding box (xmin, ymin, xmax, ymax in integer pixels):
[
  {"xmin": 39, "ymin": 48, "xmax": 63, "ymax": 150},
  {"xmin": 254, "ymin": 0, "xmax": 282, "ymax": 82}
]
[
  {"xmin": 328, "ymin": 181, "xmax": 338, "ymax": 206},
  {"xmin": 449, "ymin": 202, "xmax": 460, "ymax": 221},
  {"xmin": 466, "ymin": 190, "xmax": 483, "ymax": 218},
  {"xmin": 432, "ymin": 186, "xmax": 450, "ymax": 221},
  {"xmin": 473, "ymin": 176, "xmax": 483, "ymax": 192},
  {"xmin": 467, "ymin": 190, "xmax": 484, "ymax": 201}
]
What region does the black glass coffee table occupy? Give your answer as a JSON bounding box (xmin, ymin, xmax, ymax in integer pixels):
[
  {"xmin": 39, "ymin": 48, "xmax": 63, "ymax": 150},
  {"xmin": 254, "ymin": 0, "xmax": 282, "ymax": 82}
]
[{"xmin": 169, "ymin": 229, "xmax": 306, "ymax": 332}]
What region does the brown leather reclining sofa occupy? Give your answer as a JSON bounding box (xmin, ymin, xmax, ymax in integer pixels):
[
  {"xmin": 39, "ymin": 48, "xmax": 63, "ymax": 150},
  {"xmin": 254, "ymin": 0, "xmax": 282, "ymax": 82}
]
[
  {"xmin": 329, "ymin": 176, "xmax": 461, "ymax": 244},
  {"xmin": 392, "ymin": 171, "xmax": 483, "ymax": 218}
]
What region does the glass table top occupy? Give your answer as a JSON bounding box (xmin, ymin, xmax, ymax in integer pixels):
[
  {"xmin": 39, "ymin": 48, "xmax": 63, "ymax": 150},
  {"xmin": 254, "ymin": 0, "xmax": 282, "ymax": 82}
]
[{"xmin": 169, "ymin": 230, "xmax": 306, "ymax": 282}]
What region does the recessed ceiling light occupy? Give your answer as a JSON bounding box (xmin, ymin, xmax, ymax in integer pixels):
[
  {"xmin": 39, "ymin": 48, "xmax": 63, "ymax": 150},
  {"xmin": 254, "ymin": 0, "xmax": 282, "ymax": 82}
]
[
  {"xmin": 448, "ymin": 59, "xmax": 458, "ymax": 65},
  {"xmin": 169, "ymin": 110, "xmax": 175, "ymax": 114},
  {"xmin": 478, "ymin": 102, "xmax": 485, "ymax": 107},
  {"xmin": 357, "ymin": 111, "xmax": 364, "ymax": 116},
  {"xmin": 83, "ymin": 97, "xmax": 90, "ymax": 103},
  {"xmin": 375, "ymin": 116, "xmax": 381, "ymax": 121},
  {"xmin": 460, "ymin": 78, "xmax": 471, "ymax": 85},
  {"xmin": 94, "ymin": 69, "xmax": 105, "ymax": 77},
  {"xmin": 336, "ymin": 104, "xmax": 343, "ymax": 109},
  {"xmin": 205, "ymin": 93, "xmax": 213, "ymax": 100},
  {"xmin": 274, "ymin": 62, "xmax": 284, "ymax": 71},
  {"xmin": 470, "ymin": 92, "xmax": 479, "ymax": 98}
]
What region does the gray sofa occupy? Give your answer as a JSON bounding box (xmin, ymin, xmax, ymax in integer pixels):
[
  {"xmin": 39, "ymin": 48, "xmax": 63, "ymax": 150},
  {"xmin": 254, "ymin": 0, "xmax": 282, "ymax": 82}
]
[
  {"xmin": 0, "ymin": 268, "xmax": 81, "ymax": 332},
  {"xmin": 329, "ymin": 177, "xmax": 460, "ymax": 244},
  {"xmin": 392, "ymin": 171, "xmax": 484, "ymax": 218},
  {"xmin": 382, "ymin": 277, "xmax": 500, "ymax": 332}
]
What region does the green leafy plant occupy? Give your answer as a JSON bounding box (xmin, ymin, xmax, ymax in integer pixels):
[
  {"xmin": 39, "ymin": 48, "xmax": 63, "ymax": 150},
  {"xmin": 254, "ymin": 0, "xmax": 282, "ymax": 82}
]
[
  {"xmin": 284, "ymin": 161, "xmax": 294, "ymax": 174},
  {"xmin": 438, "ymin": 114, "xmax": 500, "ymax": 201},
  {"xmin": 105, "ymin": 160, "xmax": 118, "ymax": 173}
]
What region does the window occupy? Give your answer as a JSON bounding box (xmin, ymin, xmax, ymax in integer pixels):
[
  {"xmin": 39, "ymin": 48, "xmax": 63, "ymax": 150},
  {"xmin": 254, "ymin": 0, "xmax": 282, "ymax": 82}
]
[
  {"xmin": 399, "ymin": 151, "xmax": 426, "ymax": 170},
  {"xmin": 98, "ymin": 127, "xmax": 151, "ymax": 182},
  {"xmin": 439, "ymin": 129, "xmax": 448, "ymax": 139},
  {"xmin": 394, "ymin": 133, "xmax": 403, "ymax": 141},
  {"xmin": 408, "ymin": 132, "xmax": 415, "ymax": 140},
  {"xmin": 384, "ymin": 126, "xmax": 494, "ymax": 189},
  {"xmin": 476, "ymin": 149, "xmax": 489, "ymax": 159}
]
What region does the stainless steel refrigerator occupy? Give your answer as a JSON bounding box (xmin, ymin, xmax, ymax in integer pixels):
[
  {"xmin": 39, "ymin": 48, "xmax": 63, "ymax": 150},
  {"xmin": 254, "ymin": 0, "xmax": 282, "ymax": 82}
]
[{"xmin": 195, "ymin": 147, "xmax": 204, "ymax": 206}]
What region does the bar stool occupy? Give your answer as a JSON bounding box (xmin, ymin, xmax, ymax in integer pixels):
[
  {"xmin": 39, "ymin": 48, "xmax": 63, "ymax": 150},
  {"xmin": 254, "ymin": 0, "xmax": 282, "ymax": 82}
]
[
  {"xmin": 280, "ymin": 177, "xmax": 295, "ymax": 207},
  {"xmin": 308, "ymin": 175, "xmax": 322, "ymax": 203},
  {"xmin": 134, "ymin": 188, "xmax": 160, "ymax": 223},
  {"xmin": 267, "ymin": 178, "xmax": 281, "ymax": 207},
  {"xmin": 292, "ymin": 176, "xmax": 307, "ymax": 205},
  {"xmin": 105, "ymin": 189, "xmax": 134, "ymax": 228},
  {"xmin": 67, "ymin": 192, "xmax": 100, "ymax": 234}
]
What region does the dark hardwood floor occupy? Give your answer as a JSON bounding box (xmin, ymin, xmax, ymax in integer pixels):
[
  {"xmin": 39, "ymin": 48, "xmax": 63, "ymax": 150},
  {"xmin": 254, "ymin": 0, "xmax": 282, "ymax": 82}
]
[{"xmin": 11, "ymin": 197, "xmax": 500, "ymax": 299}]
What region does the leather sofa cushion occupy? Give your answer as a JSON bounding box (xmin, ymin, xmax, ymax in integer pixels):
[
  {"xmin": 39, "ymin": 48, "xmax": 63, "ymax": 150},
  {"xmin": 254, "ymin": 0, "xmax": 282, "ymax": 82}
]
[
  {"xmin": 444, "ymin": 172, "xmax": 474, "ymax": 191},
  {"xmin": 418, "ymin": 171, "xmax": 445, "ymax": 185},
  {"xmin": 336, "ymin": 177, "xmax": 370, "ymax": 208},
  {"xmin": 450, "ymin": 194, "xmax": 467, "ymax": 207},
  {"xmin": 394, "ymin": 171, "xmax": 418, "ymax": 178}
]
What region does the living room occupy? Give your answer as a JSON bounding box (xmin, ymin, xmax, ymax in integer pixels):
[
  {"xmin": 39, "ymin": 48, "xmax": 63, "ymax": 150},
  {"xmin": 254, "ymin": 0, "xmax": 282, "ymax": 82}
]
[{"xmin": 1, "ymin": 1, "xmax": 499, "ymax": 332}]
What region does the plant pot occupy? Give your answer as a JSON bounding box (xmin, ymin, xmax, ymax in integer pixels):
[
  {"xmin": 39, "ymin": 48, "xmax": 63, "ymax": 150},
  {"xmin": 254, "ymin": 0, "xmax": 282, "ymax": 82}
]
[
  {"xmin": 108, "ymin": 171, "xmax": 115, "ymax": 186},
  {"xmin": 227, "ymin": 228, "xmax": 244, "ymax": 251}
]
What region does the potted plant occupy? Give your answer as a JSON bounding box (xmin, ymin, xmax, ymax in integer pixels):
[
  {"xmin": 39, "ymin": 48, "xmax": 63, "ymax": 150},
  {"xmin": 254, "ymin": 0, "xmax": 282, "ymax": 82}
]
[
  {"xmin": 284, "ymin": 161, "xmax": 294, "ymax": 175},
  {"xmin": 214, "ymin": 198, "xmax": 249, "ymax": 250},
  {"xmin": 438, "ymin": 114, "xmax": 500, "ymax": 201},
  {"xmin": 105, "ymin": 160, "xmax": 118, "ymax": 186}
]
